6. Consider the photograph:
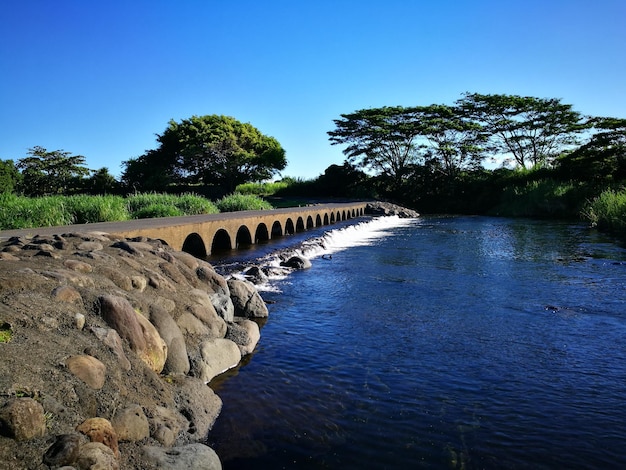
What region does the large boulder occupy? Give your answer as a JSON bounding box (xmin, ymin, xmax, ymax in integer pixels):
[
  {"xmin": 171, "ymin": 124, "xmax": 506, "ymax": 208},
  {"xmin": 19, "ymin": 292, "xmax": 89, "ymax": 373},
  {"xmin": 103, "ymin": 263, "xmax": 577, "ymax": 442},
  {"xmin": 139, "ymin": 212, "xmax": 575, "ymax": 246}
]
[
  {"xmin": 149, "ymin": 305, "xmax": 190, "ymax": 375},
  {"xmin": 226, "ymin": 320, "xmax": 260, "ymax": 356},
  {"xmin": 192, "ymin": 338, "xmax": 242, "ymax": 383},
  {"xmin": 174, "ymin": 377, "xmax": 222, "ymax": 441},
  {"xmin": 143, "ymin": 443, "xmax": 221, "ymax": 470},
  {"xmin": 280, "ymin": 255, "xmax": 312, "ymax": 270},
  {"xmin": 196, "ymin": 266, "xmax": 229, "ymax": 296},
  {"xmin": 227, "ymin": 279, "xmax": 269, "ymax": 318}
]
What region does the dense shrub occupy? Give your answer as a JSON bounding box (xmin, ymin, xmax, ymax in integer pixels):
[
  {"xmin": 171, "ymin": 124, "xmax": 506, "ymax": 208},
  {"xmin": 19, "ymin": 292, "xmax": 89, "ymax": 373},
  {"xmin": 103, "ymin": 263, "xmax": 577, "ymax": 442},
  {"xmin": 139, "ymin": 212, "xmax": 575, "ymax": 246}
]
[
  {"xmin": 583, "ymin": 189, "xmax": 626, "ymax": 235},
  {"xmin": 0, "ymin": 194, "xmax": 73, "ymax": 229},
  {"xmin": 216, "ymin": 193, "xmax": 274, "ymax": 212},
  {"xmin": 126, "ymin": 193, "xmax": 218, "ymax": 218},
  {"xmin": 65, "ymin": 195, "xmax": 130, "ymax": 223}
]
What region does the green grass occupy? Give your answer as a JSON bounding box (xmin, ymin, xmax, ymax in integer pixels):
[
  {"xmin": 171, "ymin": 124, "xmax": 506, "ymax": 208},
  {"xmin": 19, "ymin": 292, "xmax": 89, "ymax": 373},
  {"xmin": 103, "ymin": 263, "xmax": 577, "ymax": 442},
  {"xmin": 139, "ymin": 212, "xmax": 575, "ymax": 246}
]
[
  {"xmin": 0, "ymin": 193, "xmax": 74, "ymax": 229},
  {"xmin": 216, "ymin": 193, "xmax": 274, "ymax": 212},
  {"xmin": 126, "ymin": 193, "xmax": 218, "ymax": 218},
  {"xmin": 0, "ymin": 323, "xmax": 12, "ymax": 343},
  {"xmin": 65, "ymin": 195, "xmax": 130, "ymax": 223},
  {"xmin": 583, "ymin": 189, "xmax": 626, "ymax": 235},
  {"xmin": 235, "ymin": 181, "xmax": 290, "ymax": 196}
]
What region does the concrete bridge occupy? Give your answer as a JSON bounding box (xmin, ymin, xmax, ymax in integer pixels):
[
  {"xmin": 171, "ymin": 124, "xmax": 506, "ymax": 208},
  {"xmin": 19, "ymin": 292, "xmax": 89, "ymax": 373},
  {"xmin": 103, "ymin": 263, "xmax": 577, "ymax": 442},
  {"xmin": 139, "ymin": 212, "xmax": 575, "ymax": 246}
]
[{"xmin": 0, "ymin": 202, "xmax": 368, "ymax": 258}]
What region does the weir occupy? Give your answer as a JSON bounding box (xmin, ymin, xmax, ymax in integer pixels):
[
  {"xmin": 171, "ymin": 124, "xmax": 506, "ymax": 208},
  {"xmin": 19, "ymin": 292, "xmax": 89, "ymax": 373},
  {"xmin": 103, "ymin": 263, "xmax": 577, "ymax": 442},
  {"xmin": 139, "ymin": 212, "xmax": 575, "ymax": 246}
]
[{"xmin": 0, "ymin": 202, "xmax": 368, "ymax": 257}]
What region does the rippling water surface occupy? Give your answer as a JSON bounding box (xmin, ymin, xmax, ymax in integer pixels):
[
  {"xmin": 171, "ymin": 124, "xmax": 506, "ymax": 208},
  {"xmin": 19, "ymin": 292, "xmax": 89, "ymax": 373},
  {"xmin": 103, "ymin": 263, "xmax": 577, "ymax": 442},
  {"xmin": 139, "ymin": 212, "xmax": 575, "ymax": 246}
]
[{"xmin": 208, "ymin": 216, "xmax": 626, "ymax": 469}]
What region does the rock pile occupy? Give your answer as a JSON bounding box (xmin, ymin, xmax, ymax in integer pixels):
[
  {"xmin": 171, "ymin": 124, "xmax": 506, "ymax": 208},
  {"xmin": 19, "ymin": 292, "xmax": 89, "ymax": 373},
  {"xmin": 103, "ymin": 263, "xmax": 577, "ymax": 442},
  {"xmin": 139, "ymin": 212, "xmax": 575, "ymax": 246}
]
[
  {"xmin": 365, "ymin": 201, "xmax": 420, "ymax": 218},
  {"xmin": 0, "ymin": 231, "xmax": 268, "ymax": 469}
]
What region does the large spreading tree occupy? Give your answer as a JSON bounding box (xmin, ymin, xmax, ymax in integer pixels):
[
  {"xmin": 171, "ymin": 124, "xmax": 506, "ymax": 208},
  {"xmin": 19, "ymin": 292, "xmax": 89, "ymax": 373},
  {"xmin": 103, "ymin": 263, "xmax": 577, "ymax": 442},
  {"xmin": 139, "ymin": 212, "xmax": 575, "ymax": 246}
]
[
  {"xmin": 328, "ymin": 106, "xmax": 426, "ymax": 185},
  {"xmin": 457, "ymin": 93, "xmax": 587, "ymax": 168},
  {"xmin": 17, "ymin": 146, "xmax": 91, "ymax": 196},
  {"xmin": 123, "ymin": 115, "xmax": 287, "ymax": 193}
]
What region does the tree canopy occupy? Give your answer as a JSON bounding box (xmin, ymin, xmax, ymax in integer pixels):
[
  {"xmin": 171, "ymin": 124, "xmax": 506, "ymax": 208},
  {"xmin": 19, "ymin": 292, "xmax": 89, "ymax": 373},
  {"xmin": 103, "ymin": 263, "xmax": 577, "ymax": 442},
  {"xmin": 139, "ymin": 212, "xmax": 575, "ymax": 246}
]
[
  {"xmin": 123, "ymin": 115, "xmax": 287, "ymax": 194},
  {"xmin": 17, "ymin": 146, "xmax": 91, "ymax": 196},
  {"xmin": 0, "ymin": 159, "xmax": 21, "ymax": 194},
  {"xmin": 457, "ymin": 93, "xmax": 587, "ymax": 168}
]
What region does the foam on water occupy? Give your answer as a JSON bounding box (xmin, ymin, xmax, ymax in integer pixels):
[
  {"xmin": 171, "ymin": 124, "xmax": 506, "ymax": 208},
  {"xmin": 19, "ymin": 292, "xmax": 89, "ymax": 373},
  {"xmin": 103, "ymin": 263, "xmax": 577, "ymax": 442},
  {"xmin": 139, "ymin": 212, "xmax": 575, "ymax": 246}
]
[{"xmin": 227, "ymin": 216, "xmax": 417, "ymax": 291}]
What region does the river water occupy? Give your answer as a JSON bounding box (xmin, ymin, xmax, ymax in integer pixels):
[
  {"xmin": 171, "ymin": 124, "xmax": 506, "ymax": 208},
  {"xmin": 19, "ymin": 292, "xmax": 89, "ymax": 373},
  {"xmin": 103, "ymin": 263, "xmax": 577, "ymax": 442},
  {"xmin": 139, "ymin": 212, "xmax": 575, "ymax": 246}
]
[{"xmin": 206, "ymin": 215, "xmax": 626, "ymax": 469}]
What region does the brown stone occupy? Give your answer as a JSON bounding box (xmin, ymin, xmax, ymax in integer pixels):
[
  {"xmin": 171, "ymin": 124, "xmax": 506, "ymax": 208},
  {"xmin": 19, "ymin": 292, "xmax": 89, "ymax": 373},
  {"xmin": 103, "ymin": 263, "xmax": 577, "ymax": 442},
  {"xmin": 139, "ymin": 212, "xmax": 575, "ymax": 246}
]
[
  {"xmin": 76, "ymin": 417, "xmax": 119, "ymax": 459},
  {"xmin": 111, "ymin": 404, "xmax": 150, "ymax": 442},
  {"xmin": 51, "ymin": 285, "xmax": 83, "ymax": 303},
  {"xmin": 76, "ymin": 441, "xmax": 120, "ymax": 469},
  {"xmin": 63, "ymin": 259, "xmax": 94, "ymax": 273},
  {"xmin": 66, "ymin": 355, "xmax": 106, "ymax": 390},
  {"xmin": 99, "ymin": 295, "xmax": 147, "ymax": 353},
  {"xmin": 0, "ymin": 397, "xmax": 46, "ymax": 441}
]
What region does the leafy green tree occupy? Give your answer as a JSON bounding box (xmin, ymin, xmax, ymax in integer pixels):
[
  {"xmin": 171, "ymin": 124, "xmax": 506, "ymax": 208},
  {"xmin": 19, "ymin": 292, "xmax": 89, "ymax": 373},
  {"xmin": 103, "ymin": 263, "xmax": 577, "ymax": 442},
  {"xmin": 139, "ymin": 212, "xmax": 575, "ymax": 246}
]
[
  {"xmin": 316, "ymin": 161, "xmax": 370, "ymax": 197},
  {"xmin": 557, "ymin": 117, "xmax": 626, "ymax": 181},
  {"xmin": 124, "ymin": 115, "xmax": 287, "ymax": 194},
  {"xmin": 328, "ymin": 106, "xmax": 426, "ymax": 185},
  {"xmin": 86, "ymin": 167, "xmax": 120, "ymax": 194},
  {"xmin": 17, "ymin": 146, "xmax": 91, "ymax": 196},
  {"xmin": 457, "ymin": 93, "xmax": 587, "ymax": 168},
  {"xmin": 0, "ymin": 159, "xmax": 21, "ymax": 194},
  {"xmin": 414, "ymin": 104, "xmax": 487, "ymax": 177}
]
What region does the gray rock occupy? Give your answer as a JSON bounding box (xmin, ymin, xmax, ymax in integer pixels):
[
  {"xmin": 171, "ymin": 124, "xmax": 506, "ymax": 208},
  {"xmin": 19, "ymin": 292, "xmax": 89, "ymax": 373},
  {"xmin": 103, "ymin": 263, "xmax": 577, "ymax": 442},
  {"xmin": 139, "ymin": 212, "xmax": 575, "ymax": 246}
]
[
  {"xmin": 192, "ymin": 338, "xmax": 241, "ymax": 383},
  {"xmin": 196, "ymin": 266, "xmax": 229, "ymax": 296},
  {"xmin": 43, "ymin": 433, "xmax": 82, "ymax": 468},
  {"xmin": 174, "ymin": 377, "xmax": 222, "ymax": 441},
  {"xmin": 209, "ymin": 293, "xmax": 235, "ymax": 322},
  {"xmin": 149, "ymin": 305, "xmax": 190, "ymax": 375},
  {"xmin": 90, "ymin": 327, "xmax": 132, "ymax": 371},
  {"xmin": 229, "ymin": 319, "xmax": 260, "ymax": 356},
  {"xmin": 75, "ymin": 442, "xmax": 119, "ymax": 470},
  {"xmin": 187, "ymin": 303, "xmax": 227, "ymax": 339},
  {"xmin": 227, "ymin": 279, "xmax": 269, "ymax": 318},
  {"xmin": 148, "ymin": 405, "xmax": 188, "ymax": 447},
  {"xmin": 280, "ymin": 255, "xmax": 312, "ymax": 270},
  {"xmin": 143, "ymin": 443, "xmax": 221, "ymax": 470},
  {"xmin": 112, "ymin": 404, "xmax": 150, "ymax": 442}
]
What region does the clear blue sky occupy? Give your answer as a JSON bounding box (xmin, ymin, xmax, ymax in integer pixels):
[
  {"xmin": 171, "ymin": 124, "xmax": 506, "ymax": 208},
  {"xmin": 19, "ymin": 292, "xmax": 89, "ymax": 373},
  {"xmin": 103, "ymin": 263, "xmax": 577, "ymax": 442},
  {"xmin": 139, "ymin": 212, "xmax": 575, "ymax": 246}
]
[{"xmin": 1, "ymin": 0, "xmax": 624, "ymax": 180}]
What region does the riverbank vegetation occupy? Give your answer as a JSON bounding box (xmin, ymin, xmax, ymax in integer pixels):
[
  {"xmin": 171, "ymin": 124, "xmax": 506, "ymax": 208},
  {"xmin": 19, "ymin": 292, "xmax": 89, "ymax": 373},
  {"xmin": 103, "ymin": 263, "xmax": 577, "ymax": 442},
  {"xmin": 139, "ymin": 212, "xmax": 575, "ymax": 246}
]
[{"xmin": 2, "ymin": 94, "xmax": 625, "ymax": 238}]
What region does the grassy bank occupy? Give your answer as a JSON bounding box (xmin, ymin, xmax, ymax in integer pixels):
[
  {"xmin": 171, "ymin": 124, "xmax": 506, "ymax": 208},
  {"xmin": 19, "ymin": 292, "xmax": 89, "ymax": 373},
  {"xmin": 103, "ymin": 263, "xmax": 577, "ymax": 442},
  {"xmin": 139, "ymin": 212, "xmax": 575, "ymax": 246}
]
[
  {"xmin": 583, "ymin": 189, "xmax": 626, "ymax": 236},
  {"xmin": 0, "ymin": 192, "xmax": 268, "ymax": 230}
]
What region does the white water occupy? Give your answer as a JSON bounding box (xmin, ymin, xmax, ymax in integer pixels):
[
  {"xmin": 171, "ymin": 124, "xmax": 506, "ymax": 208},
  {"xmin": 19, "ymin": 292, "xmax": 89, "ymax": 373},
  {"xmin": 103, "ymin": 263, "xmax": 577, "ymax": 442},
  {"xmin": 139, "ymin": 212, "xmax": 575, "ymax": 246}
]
[{"xmin": 221, "ymin": 216, "xmax": 417, "ymax": 292}]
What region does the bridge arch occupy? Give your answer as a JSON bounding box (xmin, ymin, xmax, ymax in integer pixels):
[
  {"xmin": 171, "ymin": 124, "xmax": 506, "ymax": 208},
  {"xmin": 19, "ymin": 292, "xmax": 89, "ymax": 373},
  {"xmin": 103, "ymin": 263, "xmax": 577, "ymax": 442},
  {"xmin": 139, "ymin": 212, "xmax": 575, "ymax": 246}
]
[
  {"xmin": 306, "ymin": 215, "xmax": 314, "ymax": 229},
  {"xmin": 271, "ymin": 220, "xmax": 282, "ymax": 238},
  {"xmin": 296, "ymin": 217, "xmax": 305, "ymax": 232},
  {"xmin": 212, "ymin": 229, "xmax": 232, "ymax": 252},
  {"xmin": 316, "ymin": 214, "xmax": 322, "ymax": 226},
  {"xmin": 255, "ymin": 223, "xmax": 269, "ymax": 243},
  {"xmin": 330, "ymin": 213, "xmax": 336, "ymax": 223},
  {"xmin": 285, "ymin": 218, "xmax": 295, "ymax": 235},
  {"xmin": 236, "ymin": 225, "xmax": 253, "ymax": 248},
  {"xmin": 182, "ymin": 233, "xmax": 207, "ymax": 258}
]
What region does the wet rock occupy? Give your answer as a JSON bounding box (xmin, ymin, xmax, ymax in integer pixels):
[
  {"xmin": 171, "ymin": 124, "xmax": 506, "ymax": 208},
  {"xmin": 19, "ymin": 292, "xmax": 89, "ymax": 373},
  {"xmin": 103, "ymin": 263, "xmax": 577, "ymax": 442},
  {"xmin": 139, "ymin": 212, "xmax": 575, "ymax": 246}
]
[
  {"xmin": 194, "ymin": 338, "xmax": 241, "ymax": 383},
  {"xmin": 66, "ymin": 355, "xmax": 106, "ymax": 390},
  {"xmin": 142, "ymin": 443, "xmax": 222, "ymax": 470},
  {"xmin": 0, "ymin": 397, "xmax": 46, "ymax": 441},
  {"xmin": 76, "ymin": 417, "xmax": 119, "ymax": 459},
  {"xmin": 75, "ymin": 442, "xmax": 119, "ymax": 470},
  {"xmin": 43, "ymin": 433, "xmax": 82, "ymax": 468},
  {"xmin": 112, "ymin": 404, "xmax": 150, "ymax": 442},
  {"xmin": 227, "ymin": 319, "xmax": 260, "ymax": 356},
  {"xmin": 227, "ymin": 279, "xmax": 269, "ymax": 318},
  {"xmin": 174, "ymin": 377, "xmax": 222, "ymax": 440},
  {"xmin": 243, "ymin": 265, "xmax": 268, "ymax": 284},
  {"xmin": 51, "ymin": 285, "xmax": 83, "ymax": 304},
  {"xmin": 280, "ymin": 255, "xmax": 312, "ymax": 270}
]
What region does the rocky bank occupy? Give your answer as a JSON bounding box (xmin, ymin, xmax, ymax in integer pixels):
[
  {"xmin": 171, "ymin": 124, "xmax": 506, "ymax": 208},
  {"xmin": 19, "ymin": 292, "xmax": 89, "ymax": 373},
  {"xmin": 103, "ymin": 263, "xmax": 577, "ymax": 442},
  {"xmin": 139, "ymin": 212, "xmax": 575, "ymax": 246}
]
[
  {"xmin": 0, "ymin": 202, "xmax": 418, "ymax": 469},
  {"xmin": 0, "ymin": 231, "xmax": 269, "ymax": 469}
]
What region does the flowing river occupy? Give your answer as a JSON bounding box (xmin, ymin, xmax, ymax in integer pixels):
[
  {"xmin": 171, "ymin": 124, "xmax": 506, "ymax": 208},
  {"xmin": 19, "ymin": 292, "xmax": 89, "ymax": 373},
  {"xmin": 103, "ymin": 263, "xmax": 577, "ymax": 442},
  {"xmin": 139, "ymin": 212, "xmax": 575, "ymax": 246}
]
[{"xmin": 206, "ymin": 215, "xmax": 626, "ymax": 469}]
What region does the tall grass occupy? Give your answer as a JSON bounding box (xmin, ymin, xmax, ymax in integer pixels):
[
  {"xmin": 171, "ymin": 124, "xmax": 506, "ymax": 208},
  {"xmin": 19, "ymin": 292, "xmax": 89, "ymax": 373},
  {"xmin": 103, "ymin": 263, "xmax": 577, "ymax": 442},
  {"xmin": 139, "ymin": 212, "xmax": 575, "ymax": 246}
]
[
  {"xmin": 583, "ymin": 189, "xmax": 626, "ymax": 235},
  {"xmin": 235, "ymin": 181, "xmax": 289, "ymax": 196},
  {"xmin": 65, "ymin": 195, "xmax": 130, "ymax": 224},
  {"xmin": 216, "ymin": 193, "xmax": 274, "ymax": 212},
  {"xmin": 0, "ymin": 193, "xmax": 73, "ymax": 229},
  {"xmin": 126, "ymin": 193, "xmax": 218, "ymax": 219}
]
